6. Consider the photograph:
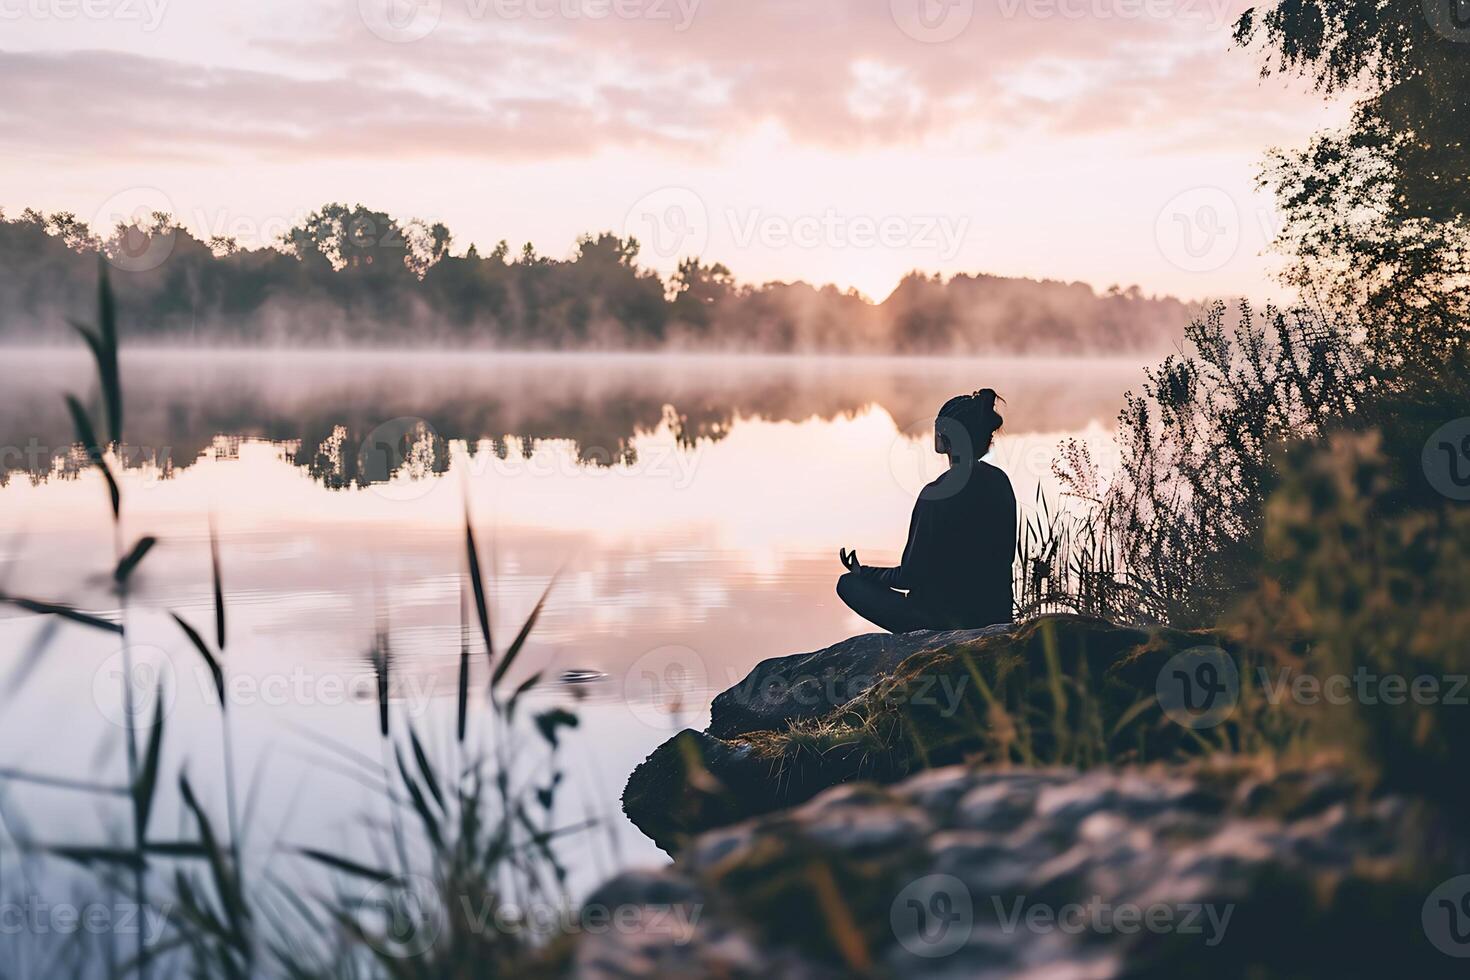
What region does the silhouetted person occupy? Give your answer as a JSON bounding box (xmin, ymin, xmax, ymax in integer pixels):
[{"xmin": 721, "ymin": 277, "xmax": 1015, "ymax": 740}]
[{"xmin": 837, "ymin": 389, "xmax": 1016, "ymax": 633}]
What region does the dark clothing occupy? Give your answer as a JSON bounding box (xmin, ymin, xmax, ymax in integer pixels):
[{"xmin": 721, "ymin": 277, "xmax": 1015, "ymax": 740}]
[
  {"xmin": 836, "ymin": 572, "xmax": 952, "ymax": 634},
  {"xmin": 839, "ymin": 460, "xmax": 1016, "ymax": 632}
]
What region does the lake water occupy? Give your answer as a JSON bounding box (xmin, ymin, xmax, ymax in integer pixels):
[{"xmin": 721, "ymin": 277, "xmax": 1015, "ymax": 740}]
[{"xmin": 0, "ymin": 349, "xmax": 1148, "ymax": 900}]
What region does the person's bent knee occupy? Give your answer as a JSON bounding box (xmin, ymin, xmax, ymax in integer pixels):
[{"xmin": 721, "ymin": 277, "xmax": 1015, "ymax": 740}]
[{"xmin": 836, "ymin": 571, "xmax": 859, "ymax": 602}]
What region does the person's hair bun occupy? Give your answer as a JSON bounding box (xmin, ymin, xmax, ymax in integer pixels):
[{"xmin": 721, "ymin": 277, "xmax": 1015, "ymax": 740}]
[{"xmin": 973, "ymin": 388, "xmax": 1003, "ymax": 432}]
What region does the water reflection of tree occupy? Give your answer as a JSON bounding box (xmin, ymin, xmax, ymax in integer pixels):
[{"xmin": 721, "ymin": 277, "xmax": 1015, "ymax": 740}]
[{"xmin": 0, "ymin": 355, "xmax": 1141, "ymax": 487}]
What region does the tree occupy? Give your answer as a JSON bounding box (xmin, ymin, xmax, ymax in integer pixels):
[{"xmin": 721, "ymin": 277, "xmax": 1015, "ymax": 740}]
[
  {"xmin": 1237, "ymin": 0, "xmax": 1470, "ymax": 375},
  {"xmin": 669, "ymin": 258, "xmax": 733, "ymax": 331},
  {"xmin": 281, "ymin": 203, "xmax": 413, "ymax": 275}
]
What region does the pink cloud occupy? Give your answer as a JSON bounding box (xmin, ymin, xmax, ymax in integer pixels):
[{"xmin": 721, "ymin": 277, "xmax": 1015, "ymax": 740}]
[{"xmin": 0, "ymin": 0, "xmax": 1328, "ymax": 163}]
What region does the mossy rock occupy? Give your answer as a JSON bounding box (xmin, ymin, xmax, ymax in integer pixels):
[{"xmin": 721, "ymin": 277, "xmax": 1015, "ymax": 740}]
[
  {"xmin": 625, "ymin": 615, "xmax": 1260, "ymax": 852},
  {"xmin": 708, "ymin": 622, "xmax": 1016, "ymax": 739}
]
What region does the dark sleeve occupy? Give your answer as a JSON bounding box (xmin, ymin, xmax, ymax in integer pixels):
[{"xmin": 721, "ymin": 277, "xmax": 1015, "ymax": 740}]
[
  {"xmin": 861, "ymin": 563, "xmax": 902, "ymax": 587},
  {"xmin": 861, "ymin": 497, "xmax": 934, "ymax": 589}
]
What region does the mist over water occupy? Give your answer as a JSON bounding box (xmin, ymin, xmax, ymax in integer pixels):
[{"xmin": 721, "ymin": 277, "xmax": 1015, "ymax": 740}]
[{"xmin": 0, "ymin": 348, "xmax": 1142, "ymax": 484}]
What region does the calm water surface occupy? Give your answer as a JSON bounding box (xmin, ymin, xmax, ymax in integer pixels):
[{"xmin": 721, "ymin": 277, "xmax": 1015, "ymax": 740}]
[{"xmin": 0, "ymin": 350, "xmax": 1147, "ymax": 895}]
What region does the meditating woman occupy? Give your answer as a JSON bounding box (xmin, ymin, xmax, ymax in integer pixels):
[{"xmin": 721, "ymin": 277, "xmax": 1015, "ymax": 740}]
[{"xmin": 837, "ymin": 389, "xmax": 1016, "ymax": 633}]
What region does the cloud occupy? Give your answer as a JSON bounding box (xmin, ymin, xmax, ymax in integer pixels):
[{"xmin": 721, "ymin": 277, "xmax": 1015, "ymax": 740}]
[
  {"xmin": 0, "ymin": 0, "xmax": 1331, "ymax": 164},
  {"xmin": 0, "ymin": 48, "xmax": 646, "ymax": 160}
]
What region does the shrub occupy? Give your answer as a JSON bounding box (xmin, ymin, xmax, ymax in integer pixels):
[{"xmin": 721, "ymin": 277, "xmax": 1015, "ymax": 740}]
[
  {"xmin": 1056, "ymin": 300, "xmax": 1367, "ymax": 627},
  {"xmin": 1234, "ymin": 430, "xmax": 1470, "ymax": 810}
]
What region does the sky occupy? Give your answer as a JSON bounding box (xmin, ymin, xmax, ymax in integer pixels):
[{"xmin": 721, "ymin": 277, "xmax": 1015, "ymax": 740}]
[{"xmin": 0, "ymin": 0, "xmax": 1351, "ymax": 302}]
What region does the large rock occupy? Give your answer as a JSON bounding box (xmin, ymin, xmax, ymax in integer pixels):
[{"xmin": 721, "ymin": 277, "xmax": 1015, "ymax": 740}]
[
  {"xmin": 584, "ymin": 763, "xmax": 1456, "ymax": 978},
  {"xmin": 624, "ymin": 615, "xmax": 1228, "ymax": 852},
  {"xmin": 708, "ymin": 624, "xmax": 1014, "ymax": 739}
]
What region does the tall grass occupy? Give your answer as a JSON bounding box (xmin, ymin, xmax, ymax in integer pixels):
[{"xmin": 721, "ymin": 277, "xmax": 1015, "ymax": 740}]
[
  {"xmin": 0, "ymin": 266, "xmax": 583, "ymax": 977},
  {"xmin": 0, "ymin": 261, "xmax": 162, "ymax": 974},
  {"xmin": 1012, "ymin": 470, "xmax": 1160, "ymax": 625}
]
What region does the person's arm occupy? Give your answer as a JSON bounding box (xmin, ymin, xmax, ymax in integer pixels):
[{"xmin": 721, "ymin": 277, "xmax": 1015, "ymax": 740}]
[
  {"xmin": 860, "ymin": 562, "xmax": 902, "ymax": 587},
  {"xmin": 860, "ymin": 498, "xmax": 931, "ymax": 589},
  {"xmin": 841, "ymin": 551, "xmax": 902, "ymax": 586}
]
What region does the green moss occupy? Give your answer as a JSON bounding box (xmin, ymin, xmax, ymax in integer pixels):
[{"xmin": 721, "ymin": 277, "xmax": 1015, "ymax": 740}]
[
  {"xmin": 625, "ymin": 614, "xmax": 1350, "ymax": 848},
  {"xmin": 747, "ymin": 615, "xmax": 1259, "ymax": 779}
]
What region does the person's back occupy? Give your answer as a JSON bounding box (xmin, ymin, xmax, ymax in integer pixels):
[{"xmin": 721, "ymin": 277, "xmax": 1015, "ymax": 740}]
[
  {"xmin": 906, "ymin": 459, "xmax": 1016, "ymax": 628},
  {"xmin": 837, "ymin": 389, "xmax": 1017, "ymax": 633}
]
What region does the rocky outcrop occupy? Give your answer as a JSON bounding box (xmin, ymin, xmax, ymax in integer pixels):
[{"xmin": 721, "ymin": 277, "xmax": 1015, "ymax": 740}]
[
  {"xmin": 624, "ymin": 615, "xmax": 1237, "ymax": 851},
  {"xmin": 585, "ymin": 763, "xmax": 1452, "ymax": 978},
  {"xmin": 708, "ymin": 624, "xmax": 1015, "ymax": 739}
]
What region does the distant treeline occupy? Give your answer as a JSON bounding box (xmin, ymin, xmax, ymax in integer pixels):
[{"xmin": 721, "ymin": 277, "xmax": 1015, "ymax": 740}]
[{"xmin": 0, "ymin": 203, "xmax": 1197, "ymax": 353}]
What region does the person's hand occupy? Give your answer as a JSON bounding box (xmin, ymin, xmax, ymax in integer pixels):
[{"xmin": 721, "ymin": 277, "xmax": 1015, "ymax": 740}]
[{"xmin": 839, "ymin": 548, "xmax": 861, "ymax": 572}]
